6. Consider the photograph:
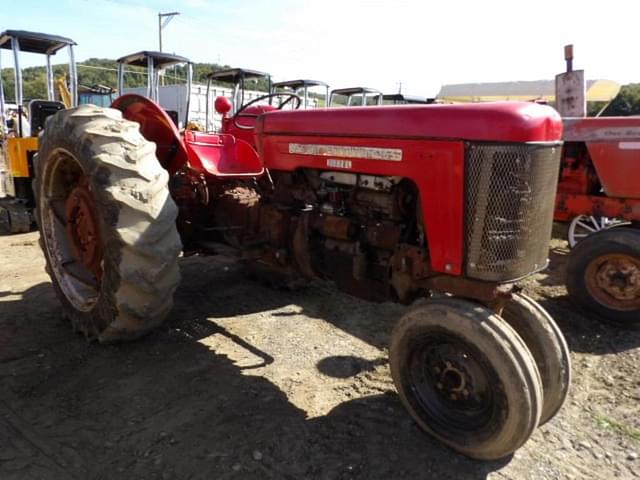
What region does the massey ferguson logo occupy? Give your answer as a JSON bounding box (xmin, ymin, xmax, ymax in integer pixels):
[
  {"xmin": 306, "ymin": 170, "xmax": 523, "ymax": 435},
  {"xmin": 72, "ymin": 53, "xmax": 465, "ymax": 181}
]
[{"xmin": 326, "ymin": 159, "xmax": 352, "ymax": 169}]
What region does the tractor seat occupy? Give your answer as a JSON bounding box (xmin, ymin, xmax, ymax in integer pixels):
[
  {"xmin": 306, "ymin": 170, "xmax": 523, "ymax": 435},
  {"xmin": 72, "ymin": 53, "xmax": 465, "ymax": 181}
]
[{"xmin": 184, "ymin": 130, "xmax": 263, "ymax": 177}]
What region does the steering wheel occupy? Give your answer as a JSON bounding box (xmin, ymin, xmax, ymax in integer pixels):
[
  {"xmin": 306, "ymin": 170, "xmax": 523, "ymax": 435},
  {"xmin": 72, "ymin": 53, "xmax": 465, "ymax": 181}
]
[{"xmin": 233, "ymin": 92, "xmax": 302, "ymax": 130}]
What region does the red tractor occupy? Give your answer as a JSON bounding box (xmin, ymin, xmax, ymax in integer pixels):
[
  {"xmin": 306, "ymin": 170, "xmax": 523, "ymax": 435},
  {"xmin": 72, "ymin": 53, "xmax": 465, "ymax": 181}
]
[
  {"xmin": 553, "ymin": 49, "xmax": 640, "ymax": 327},
  {"xmin": 34, "ymin": 51, "xmax": 570, "ymax": 460}
]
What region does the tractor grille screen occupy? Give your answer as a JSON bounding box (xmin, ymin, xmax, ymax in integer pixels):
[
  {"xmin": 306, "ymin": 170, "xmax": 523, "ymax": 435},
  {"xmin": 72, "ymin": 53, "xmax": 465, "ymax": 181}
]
[{"xmin": 465, "ymin": 143, "xmax": 562, "ymax": 282}]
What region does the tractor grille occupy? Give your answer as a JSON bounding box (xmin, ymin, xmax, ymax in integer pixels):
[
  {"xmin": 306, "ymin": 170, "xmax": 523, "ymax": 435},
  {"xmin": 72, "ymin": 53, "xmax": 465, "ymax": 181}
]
[{"xmin": 465, "ymin": 142, "xmax": 562, "ymax": 282}]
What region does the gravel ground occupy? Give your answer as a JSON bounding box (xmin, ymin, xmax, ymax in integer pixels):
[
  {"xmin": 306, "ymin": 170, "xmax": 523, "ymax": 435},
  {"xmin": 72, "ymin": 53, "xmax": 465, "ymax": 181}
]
[{"xmin": 0, "ymin": 228, "xmax": 638, "ymax": 479}]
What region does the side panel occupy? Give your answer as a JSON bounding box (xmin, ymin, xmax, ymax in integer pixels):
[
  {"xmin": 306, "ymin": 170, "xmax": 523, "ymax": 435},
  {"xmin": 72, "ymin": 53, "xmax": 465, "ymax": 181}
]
[
  {"xmin": 555, "ymin": 193, "xmax": 640, "ymax": 222},
  {"xmin": 587, "ymin": 142, "xmax": 640, "ymax": 199},
  {"xmin": 5, "ymin": 137, "xmax": 38, "ymax": 177},
  {"xmin": 259, "ymin": 135, "xmax": 465, "ymax": 275}
]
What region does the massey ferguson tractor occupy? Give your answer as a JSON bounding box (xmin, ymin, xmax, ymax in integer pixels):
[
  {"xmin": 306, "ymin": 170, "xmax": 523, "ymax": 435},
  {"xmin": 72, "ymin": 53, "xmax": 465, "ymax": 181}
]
[
  {"xmin": 34, "ymin": 51, "xmax": 571, "ymax": 460},
  {"xmin": 554, "ymin": 46, "xmax": 640, "ymax": 328}
]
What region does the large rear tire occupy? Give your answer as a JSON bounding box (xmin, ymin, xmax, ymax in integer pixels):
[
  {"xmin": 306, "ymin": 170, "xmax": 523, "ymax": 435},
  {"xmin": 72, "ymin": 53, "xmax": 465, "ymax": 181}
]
[
  {"xmin": 389, "ymin": 298, "xmax": 543, "ymax": 460},
  {"xmin": 566, "ymin": 227, "xmax": 640, "ymax": 328},
  {"xmin": 35, "ymin": 105, "xmax": 182, "ymax": 343},
  {"xmin": 501, "ymin": 293, "xmax": 571, "ymax": 425}
]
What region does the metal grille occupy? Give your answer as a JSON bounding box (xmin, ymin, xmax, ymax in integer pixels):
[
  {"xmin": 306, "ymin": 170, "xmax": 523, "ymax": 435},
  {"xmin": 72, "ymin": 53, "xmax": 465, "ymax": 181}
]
[{"xmin": 465, "ymin": 143, "xmax": 561, "ymax": 282}]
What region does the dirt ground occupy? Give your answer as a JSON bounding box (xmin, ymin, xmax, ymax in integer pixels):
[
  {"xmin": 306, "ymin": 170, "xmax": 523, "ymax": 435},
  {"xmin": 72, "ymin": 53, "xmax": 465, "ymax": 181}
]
[{"xmin": 0, "ymin": 227, "xmax": 639, "ymax": 480}]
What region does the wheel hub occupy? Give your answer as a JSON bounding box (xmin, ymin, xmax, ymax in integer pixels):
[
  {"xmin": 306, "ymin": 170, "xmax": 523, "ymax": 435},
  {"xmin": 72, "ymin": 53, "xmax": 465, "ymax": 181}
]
[
  {"xmin": 65, "ymin": 177, "xmax": 103, "ymax": 281},
  {"xmin": 587, "ymin": 254, "xmax": 640, "ymax": 309},
  {"xmin": 434, "ymin": 360, "xmax": 472, "ymax": 401},
  {"xmin": 423, "ymin": 344, "xmax": 486, "ymax": 407}
]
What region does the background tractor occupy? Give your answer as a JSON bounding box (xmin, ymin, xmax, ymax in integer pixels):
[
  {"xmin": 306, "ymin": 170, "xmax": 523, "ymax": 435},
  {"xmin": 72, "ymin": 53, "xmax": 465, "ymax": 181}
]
[
  {"xmin": 271, "ymin": 79, "xmax": 330, "ymax": 109},
  {"xmin": 328, "ymin": 86, "xmax": 383, "ymax": 106},
  {"xmin": 0, "ymin": 30, "xmax": 77, "ymax": 233},
  {"xmin": 553, "ymin": 46, "xmax": 640, "ymax": 327},
  {"xmin": 204, "ymin": 67, "xmax": 300, "ymax": 147},
  {"xmin": 34, "ymin": 50, "xmax": 570, "ymax": 461}
]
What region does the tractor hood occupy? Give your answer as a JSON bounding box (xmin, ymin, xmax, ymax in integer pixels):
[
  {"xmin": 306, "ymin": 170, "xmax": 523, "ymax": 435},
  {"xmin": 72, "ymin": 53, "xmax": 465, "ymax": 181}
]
[{"xmin": 256, "ymin": 102, "xmax": 563, "ymax": 143}]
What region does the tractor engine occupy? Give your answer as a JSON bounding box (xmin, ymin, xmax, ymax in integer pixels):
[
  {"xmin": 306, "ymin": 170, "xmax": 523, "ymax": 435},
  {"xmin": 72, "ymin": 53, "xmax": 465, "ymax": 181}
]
[{"xmin": 262, "ymin": 170, "xmax": 421, "ymax": 301}]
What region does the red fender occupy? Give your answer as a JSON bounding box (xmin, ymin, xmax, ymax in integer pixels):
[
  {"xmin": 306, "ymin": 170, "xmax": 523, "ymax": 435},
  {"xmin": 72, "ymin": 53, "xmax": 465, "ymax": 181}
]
[{"xmin": 111, "ymin": 94, "xmax": 189, "ymax": 175}]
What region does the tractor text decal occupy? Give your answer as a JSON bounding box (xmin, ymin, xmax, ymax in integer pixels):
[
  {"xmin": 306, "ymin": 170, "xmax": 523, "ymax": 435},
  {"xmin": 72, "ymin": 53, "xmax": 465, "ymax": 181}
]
[
  {"xmin": 326, "ymin": 159, "xmax": 352, "ymax": 169},
  {"xmin": 288, "ymin": 143, "xmax": 402, "ymax": 161}
]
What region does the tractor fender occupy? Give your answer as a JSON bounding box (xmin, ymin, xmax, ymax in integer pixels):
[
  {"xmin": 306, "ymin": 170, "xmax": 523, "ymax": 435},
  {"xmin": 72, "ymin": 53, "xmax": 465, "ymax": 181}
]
[{"xmin": 111, "ymin": 94, "xmax": 189, "ymax": 175}]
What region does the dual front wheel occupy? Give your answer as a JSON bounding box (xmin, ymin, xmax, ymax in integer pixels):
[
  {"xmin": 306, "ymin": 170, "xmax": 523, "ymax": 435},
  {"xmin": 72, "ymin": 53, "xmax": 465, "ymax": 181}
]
[{"xmin": 390, "ymin": 294, "xmax": 571, "ymax": 460}]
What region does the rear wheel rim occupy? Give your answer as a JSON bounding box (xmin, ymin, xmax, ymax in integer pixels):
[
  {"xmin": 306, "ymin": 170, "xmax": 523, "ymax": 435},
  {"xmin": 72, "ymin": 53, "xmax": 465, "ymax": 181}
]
[
  {"xmin": 585, "ymin": 253, "xmax": 640, "ymax": 311},
  {"xmin": 40, "ymin": 149, "xmax": 102, "ymax": 312},
  {"xmin": 568, "ymin": 215, "xmax": 626, "ymax": 248}
]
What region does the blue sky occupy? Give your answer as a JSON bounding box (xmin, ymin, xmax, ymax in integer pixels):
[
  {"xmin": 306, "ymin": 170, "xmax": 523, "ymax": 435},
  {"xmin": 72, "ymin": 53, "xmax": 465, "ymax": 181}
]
[{"xmin": 2, "ymin": 0, "xmax": 638, "ymax": 96}]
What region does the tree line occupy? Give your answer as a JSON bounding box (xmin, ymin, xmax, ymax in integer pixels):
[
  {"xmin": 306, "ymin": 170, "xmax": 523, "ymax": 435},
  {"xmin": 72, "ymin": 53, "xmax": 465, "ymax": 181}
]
[{"xmin": 0, "ymin": 58, "xmax": 270, "ymax": 102}]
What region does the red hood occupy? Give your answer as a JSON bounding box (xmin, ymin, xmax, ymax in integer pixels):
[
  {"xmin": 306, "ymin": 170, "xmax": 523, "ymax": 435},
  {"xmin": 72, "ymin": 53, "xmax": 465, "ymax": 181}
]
[{"xmin": 257, "ymin": 101, "xmax": 563, "ymax": 143}]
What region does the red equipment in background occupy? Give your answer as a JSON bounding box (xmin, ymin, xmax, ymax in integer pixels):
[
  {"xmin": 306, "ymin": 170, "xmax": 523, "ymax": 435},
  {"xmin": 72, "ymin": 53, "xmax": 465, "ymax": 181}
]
[{"xmin": 554, "ymin": 46, "xmax": 640, "ymax": 327}]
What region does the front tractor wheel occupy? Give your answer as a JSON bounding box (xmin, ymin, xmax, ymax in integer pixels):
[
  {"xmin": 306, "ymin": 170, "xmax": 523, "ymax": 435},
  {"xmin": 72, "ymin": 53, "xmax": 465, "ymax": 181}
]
[
  {"xmin": 501, "ymin": 293, "xmax": 571, "ymax": 425},
  {"xmin": 566, "ymin": 227, "xmax": 640, "ymax": 328},
  {"xmin": 35, "ymin": 105, "xmax": 182, "ymax": 342},
  {"xmin": 389, "ymin": 298, "xmax": 543, "ymax": 460}
]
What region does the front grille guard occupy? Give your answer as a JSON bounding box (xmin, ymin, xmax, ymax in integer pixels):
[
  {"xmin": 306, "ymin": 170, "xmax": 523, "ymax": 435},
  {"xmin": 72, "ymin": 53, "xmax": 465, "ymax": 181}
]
[{"xmin": 465, "ymin": 142, "xmax": 562, "ymax": 282}]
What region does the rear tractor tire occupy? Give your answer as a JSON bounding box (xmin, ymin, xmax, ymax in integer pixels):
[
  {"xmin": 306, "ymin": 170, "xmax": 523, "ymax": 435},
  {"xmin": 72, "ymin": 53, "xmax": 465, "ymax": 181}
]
[
  {"xmin": 566, "ymin": 227, "xmax": 640, "ymax": 328},
  {"xmin": 389, "ymin": 298, "xmax": 543, "ymax": 460},
  {"xmin": 34, "ymin": 105, "xmax": 182, "ymax": 343}
]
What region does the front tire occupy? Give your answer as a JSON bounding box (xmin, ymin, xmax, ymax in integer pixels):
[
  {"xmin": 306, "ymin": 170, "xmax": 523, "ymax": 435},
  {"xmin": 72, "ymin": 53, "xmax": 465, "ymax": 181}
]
[
  {"xmin": 501, "ymin": 293, "xmax": 571, "ymax": 425},
  {"xmin": 566, "ymin": 227, "xmax": 640, "ymax": 328},
  {"xmin": 389, "ymin": 298, "xmax": 543, "ymax": 460},
  {"xmin": 35, "ymin": 105, "xmax": 182, "ymax": 343}
]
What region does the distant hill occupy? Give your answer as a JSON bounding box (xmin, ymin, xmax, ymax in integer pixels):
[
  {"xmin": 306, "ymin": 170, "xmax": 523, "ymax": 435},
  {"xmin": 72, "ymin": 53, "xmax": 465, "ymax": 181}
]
[{"xmin": 1, "ymin": 58, "xmax": 270, "ymax": 103}]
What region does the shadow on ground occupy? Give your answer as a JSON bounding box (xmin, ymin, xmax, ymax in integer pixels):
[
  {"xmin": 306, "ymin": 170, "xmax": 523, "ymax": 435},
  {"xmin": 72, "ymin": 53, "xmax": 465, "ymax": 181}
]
[{"xmin": 0, "ymin": 266, "xmax": 508, "ymax": 480}]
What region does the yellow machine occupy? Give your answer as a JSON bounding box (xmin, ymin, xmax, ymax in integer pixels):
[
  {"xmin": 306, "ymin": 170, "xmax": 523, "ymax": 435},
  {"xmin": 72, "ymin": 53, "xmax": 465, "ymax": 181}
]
[
  {"xmin": 0, "ymin": 30, "xmax": 77, "ymax": 233},
  {"xmin": 57, "ymin": 73, "xmax": 115, "ymax": 109}
]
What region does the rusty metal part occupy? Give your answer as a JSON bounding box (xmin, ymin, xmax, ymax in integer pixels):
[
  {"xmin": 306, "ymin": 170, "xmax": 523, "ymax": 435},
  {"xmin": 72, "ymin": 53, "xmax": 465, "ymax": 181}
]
[
  {"xmin": 391, "ymin": 244, "xmax": 431, "ymax": 278},
  {"xmin": 420, "ymin": 275, "xmax": 514, "ymax": 310},
  {"xmin": 212, "ymin": 184, "xmax": 261, "ymax": 247},
  {"xmin": 389, "ymin": 243, "xmax": 508, "ymax": 307},
  {"xmin": 312, "ymin": 214, "xmax": 354, "ymax": 241},
  {"xmin": 352, "ymin": 189, "xmax": 395, "ymax": 216},
  {"xmin": 585, "ymin": 253, "xmax": 640, "ymax": 310},
  {"xmin": 366, "ymin": 222, "xmax": 401, "ymax": 250},
  {"xmin": 171, "ymin": 166, "xmax": 210, "ymax": 206},
  {"xmin": 259, "ymin": 205, "xmax": 291, "ymax": 248},
  {"xmin": 390, "ymin": 244, "xmax": 431, "ymax": 303},
  {"xmin": 292, "ymin": 213, "xmax": 316, "ymax": 279},
  {"xmin": 64, "ymin": 176, "xmax": 103, "ymax": 281}
]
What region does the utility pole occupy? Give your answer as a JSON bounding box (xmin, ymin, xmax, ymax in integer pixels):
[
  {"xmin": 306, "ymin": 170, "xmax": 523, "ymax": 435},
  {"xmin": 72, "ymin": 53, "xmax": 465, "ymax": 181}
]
[{"xmin": 158, "ymin": 11, "xmax": 180, "ymax": 52}]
